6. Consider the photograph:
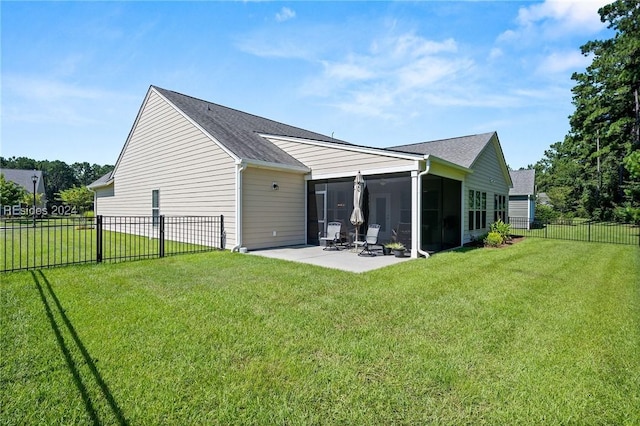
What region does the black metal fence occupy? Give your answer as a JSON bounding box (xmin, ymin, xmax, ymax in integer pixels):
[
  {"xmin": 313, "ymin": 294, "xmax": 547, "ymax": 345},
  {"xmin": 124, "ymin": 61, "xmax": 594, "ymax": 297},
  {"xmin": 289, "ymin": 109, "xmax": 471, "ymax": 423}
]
[
  {"xmin": 1, "ymin": 215, "xmax": 225, "ymax": 272},
  {"xmin": 508, "ymin": 216, "xmax": 640, "ymax": 246}
]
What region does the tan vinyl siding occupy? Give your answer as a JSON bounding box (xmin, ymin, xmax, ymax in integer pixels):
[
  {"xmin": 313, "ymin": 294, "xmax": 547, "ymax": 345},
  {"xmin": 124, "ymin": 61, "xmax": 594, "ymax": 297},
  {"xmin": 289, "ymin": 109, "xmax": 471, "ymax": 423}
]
[
  {"xmin": 463, "ymin": 136, "xmax": 510, "ymax": 243},
  {"xmin": 95, "ymin": 185, "xmax": 114, "ymax": 199},
  {"xmin": 94, "ymin": 90, "xmax": 238, "ymax": 248},
  {"xmin": 242, "ymin": 167, "xmax": 306, "ymax": 249},
  {"xmin": 269, "ymin": 139, "xmax": 415, "ymax": 175}
]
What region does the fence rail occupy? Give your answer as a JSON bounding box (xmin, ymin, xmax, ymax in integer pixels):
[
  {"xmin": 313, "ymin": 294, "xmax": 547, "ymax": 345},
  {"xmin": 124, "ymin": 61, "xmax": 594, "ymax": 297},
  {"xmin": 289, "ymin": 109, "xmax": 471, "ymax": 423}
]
[
  {"xmin": 1, "ymin": 215, "xmax": 225, "ymax": 272},
  {"xmin": 508, "ymin": 216, "xmax": 639, "ymax": 246}
]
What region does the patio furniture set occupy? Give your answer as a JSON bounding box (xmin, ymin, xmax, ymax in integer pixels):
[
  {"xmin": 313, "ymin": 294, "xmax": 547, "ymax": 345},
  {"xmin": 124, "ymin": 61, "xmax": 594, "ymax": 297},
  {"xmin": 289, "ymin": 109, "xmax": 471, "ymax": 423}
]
[{"xmin": 320, "ymin": 222, "xmax": 407, "ymax": 257}]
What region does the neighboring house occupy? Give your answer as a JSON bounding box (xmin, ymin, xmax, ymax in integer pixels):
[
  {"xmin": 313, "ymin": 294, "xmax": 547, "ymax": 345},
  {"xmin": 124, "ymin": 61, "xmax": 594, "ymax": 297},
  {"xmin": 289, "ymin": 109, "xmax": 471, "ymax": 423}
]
[
  {"xmin": 508, "ymin": 169, "xmax": 536, "ymax": 228},
  {"xmin": 537, "ymin": 192, "xmax": 551, "ymax": 206},
  {"xmin": 89, "ymin": 86, "xmax": 513, "ymax": 258},
  {"xmin": 1, "ymin": 169, "xmax": 47, "ymax": 213}
]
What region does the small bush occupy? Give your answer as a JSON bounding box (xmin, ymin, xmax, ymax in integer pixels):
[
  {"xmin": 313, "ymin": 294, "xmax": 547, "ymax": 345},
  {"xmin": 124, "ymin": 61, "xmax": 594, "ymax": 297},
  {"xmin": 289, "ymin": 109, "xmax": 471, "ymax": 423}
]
[
  {"xmin": 484, "ymin": 232, "xmax": 503, "ymax": 247},
  {"xmin": 535, "ymin": 204, "xmax": 558, "ymax": 223},
  {"xmin": 490, "ymin": 219, "xmax": 512, "ymax": 242}
]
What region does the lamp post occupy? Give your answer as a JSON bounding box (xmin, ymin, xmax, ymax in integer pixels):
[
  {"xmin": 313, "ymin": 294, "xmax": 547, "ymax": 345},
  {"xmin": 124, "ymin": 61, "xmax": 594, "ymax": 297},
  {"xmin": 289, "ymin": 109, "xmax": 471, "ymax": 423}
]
[{"xmin": 31, "ymin": 172, "xmax": 38, "ymax": 228}]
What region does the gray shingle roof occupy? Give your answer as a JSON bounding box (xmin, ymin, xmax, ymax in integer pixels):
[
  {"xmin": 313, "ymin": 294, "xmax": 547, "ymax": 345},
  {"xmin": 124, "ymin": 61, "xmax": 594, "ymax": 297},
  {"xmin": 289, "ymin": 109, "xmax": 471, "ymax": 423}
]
[
  {"xmin": 153, "ymin": 86, "xmax": 349, "ymax": 168},
  {"xmin": 88, "ymin": 171, "xmax": 113, "ymax": 189},
  {"xmin": 387, "ymin": 132, "xmax": 497, "ymax": 168},
  {"xmin": 509, "ymin": 169, "xmax": 535, "ymax": 196},
  {"xmin": 1, "ymin": 169, "xmax": 44, "ymax": 193}
]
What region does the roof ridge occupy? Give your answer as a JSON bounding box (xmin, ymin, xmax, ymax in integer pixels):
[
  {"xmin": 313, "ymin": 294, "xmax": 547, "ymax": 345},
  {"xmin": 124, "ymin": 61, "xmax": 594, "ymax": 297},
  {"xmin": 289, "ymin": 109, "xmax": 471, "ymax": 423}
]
[
  {"xmin": 152, "ymin": 85, "xmax": 346, "ymax": 144},
  {"xmin": 392, "ymin": 131, "xmax": 496, "ymax": 148}
]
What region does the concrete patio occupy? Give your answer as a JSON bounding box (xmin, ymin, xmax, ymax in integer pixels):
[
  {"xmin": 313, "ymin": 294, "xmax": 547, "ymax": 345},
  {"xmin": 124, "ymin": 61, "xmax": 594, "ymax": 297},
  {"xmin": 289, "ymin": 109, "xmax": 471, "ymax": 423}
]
[{"xmin": 247, "ymin": 245, "xmax": 413, "ymax": 273}]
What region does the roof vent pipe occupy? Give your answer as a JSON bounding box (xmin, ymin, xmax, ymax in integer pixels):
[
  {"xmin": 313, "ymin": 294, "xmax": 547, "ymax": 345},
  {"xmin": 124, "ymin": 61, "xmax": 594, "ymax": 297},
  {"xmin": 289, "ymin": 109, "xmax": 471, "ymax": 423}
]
[{"xmin": 417, "ymin": 157, "xmax": 431, "ymax": 258}]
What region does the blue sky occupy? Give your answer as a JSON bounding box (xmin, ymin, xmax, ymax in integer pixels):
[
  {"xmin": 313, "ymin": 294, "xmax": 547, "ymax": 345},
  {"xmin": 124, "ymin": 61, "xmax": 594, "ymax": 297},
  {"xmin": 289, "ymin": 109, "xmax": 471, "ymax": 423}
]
[{"xmin": 2, "ymin": 1, "xmax": 613, "ymax": 169}]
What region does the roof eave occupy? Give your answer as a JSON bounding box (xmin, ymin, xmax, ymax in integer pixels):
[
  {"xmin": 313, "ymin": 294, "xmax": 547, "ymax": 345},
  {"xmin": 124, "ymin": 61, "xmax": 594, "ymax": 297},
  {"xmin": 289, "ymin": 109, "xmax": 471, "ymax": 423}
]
[
  {"xmin": 240, "ymin": 158, "xmax": 310, "ymax": 174},
  {"xmin": 87, "ymin": 179, "xmax": 114, "ymax": 190}
]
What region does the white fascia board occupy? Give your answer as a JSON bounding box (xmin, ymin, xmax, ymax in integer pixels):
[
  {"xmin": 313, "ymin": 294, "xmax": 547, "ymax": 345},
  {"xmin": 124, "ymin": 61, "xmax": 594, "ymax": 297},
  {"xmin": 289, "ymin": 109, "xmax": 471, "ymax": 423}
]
[
  {"xmin": 243, "ymin": 158, "xmax": 310, "ymax": 174},
  {"xmin": 260, "ymin": 134, "xmax": 424, "ymax": 161},
  {"xmin": 306, "ymin": 162, "xmax": 421, "ymax": 181},
  {"xmin": 152, "ymin": 87, "xmax": 240, "ymax": 163}
]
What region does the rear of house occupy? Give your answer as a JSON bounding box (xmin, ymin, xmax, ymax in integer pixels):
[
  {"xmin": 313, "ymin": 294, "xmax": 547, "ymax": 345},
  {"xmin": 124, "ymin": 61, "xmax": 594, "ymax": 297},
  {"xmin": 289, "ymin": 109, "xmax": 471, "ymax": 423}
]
[{"xmin": 91, "ymin": 86, "xmax": 513, "ymax": 257}]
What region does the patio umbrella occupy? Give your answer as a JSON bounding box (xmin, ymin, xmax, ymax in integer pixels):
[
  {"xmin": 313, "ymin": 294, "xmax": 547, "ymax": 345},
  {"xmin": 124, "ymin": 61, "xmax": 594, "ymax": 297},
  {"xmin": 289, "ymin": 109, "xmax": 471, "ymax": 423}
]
[{"xmin": 350, "ymin": 171, "xmax": 365, "ymax": 243}]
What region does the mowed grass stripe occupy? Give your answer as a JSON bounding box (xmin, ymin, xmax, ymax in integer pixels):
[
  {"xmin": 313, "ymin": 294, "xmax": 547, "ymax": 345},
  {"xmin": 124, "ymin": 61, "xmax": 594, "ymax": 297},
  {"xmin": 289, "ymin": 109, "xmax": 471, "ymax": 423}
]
[{"xmin": 1, "ymin": 239, "xmax": 638, "ymax": 424}]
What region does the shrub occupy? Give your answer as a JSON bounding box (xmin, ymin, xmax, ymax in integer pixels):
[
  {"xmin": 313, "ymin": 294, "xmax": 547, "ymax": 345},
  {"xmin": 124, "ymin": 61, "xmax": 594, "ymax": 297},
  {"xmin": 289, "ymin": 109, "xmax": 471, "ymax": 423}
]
[
  {"xmin": 484, "ymin": 232, "xmax": 503, "ymax": 247},
  {"xmin": 490, "ymin": 219, "xmax": 511, "ymax": 242},
  {"xmin": 535, "ymin": 203, "xmax": 558, "ymax": 223}
]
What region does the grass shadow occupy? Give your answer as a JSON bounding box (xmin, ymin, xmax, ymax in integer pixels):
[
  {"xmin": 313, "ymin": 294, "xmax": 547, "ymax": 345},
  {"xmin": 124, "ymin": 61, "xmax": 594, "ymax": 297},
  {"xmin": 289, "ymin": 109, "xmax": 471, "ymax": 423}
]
[{"xmin": 31, "ymin": 270, "xmax": 128, "ymax": 425}]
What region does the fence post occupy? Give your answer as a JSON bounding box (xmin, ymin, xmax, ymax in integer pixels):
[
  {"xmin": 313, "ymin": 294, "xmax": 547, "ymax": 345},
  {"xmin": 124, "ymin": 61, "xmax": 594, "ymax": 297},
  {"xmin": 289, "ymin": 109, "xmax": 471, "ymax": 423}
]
[
  {"xmin": 220, "ymin": 215, "xmax": 224, "ymax": 249},
  {"xmin": 588, "ymin": 220, "xmax": 591, "ymax": 243},
  {"xmin": 159, "ymin": 215, "xmax": 165, "ymax": 258},
  {"xmin": 96, "ymin": 215, "xmax": 103, "ymax": 263}
]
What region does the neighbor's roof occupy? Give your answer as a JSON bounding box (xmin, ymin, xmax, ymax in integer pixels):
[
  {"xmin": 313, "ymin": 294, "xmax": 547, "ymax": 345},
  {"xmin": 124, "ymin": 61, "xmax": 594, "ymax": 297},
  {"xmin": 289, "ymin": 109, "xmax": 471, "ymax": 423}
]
[
  {"xmin": 153, "ymin": 86, "xmax": 350, "ymax": 168},
  {"xmin": 0, "ymin": 168, "xmax": 44, "ymax": 193},
  {"xmin": 509, "ymin": 169, "xmax": 535, "ymax": 196},
  {"xmin": 87, "ymin": 171, "xmax": 114, "ymax": 189},
  {"xmin": 387, "ymin": 132, "xmax": 498, "ymax": 169}
]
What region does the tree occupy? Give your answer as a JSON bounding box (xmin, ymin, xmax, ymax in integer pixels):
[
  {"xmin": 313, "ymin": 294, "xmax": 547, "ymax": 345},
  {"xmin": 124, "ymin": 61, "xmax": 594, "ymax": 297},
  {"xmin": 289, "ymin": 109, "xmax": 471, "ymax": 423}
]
[
  {"xmin": 42, "ymin": 160, "xmax": 79, "ymax": 203},
  {"xmin": 71, "ymin": 162, "xmax": 113, "ymax": 186},
  {"xmin": 57, "ymin": 186, "xmax": 94, "ymax": 213},
  {"xmin": 20, "ymin": 192, "xmax": 45, "ymax": 208},
  {"xmin": 0, "ymin": 174, "xmax": 27, "ymax": 212},
  {"xmin": 535, "ymin": 0, "xmax": 640, "ymax": 220},
  {"xmin": 0, "ymin": 156, "xmax": 38, "ymax": 170},
  {"xmin": 1, "ymin": 156, "xmax": 114, "ymax": 203}
]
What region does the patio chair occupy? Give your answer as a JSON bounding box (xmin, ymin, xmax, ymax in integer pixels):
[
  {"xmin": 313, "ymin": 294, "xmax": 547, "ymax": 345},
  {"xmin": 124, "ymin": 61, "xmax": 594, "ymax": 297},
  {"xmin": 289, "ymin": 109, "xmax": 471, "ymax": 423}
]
[
  {"xmin": 354, "ymin": 224, "xmax": 381, "ymax": 256},
  {"xmin": 319, "ymin": 221, "xmax": 344, "ymax": 250}
]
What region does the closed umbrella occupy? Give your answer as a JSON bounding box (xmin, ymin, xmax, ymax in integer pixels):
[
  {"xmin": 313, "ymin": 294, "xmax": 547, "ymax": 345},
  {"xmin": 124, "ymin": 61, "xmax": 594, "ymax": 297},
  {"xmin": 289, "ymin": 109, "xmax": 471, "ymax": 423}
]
[{"xmin": 350, "ymin": 171, "xmax": 365, "ymax": 243}]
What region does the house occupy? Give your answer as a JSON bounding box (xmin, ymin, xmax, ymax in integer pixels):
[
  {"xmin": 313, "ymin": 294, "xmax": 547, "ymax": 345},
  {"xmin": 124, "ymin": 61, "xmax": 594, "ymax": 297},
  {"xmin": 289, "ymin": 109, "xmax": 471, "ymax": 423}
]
[
  {"xmin": 90, "ymin": 86, "xmax": 513, "ymax": 258},
  {"xmin": 537, "ymin": 192, "xmax": 551, "ymax": 206},
  {"xmin": 508, "ymin": 169, "xmax": 536, "ymax": 229},
  {"xmin": 1, "ymin": 169, "xmax": 47, "ymax": 214}
]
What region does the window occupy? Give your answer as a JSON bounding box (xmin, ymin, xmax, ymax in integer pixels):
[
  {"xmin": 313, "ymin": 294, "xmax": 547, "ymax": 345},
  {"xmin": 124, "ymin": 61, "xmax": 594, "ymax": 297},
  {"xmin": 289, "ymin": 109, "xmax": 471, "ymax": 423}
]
[
  {"xmin": 468, "ymin": 190, "xmax": 487, "ymax": 230},
  {"xmin": 494, "ymin": 194, "xmax": 507, "ymax": 222},
  {"xmin": 152, "ymin": 189, "xmax": 160, "ymax": 227}
]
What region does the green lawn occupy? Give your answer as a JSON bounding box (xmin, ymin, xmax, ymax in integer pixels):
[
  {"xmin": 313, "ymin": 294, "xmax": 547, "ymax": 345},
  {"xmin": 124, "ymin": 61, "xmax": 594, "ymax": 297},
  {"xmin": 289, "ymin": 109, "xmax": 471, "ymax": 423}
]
[{"xmin": 1, "ymin": 239, "xmax": 639, "ymax": 424}]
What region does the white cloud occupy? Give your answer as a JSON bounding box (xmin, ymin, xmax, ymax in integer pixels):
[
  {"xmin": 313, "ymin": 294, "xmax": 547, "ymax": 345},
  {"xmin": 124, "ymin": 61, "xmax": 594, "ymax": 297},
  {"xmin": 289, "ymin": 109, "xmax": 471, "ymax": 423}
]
[
  {"xmin": 303, "ymin": 32, "xmax": 476, "ymax": 120},
  {"xmin": 536, "ymin": 50, "xmax": 593, "ymax": 75},
  {"xmin": 499, "ymin": 0, "xmax": 609, "ymax": 42},
  {"xmin": 489, "ymin": 48, "xmax": 504, "ymax": 60},
  {"xmin": 321, "ymin": 60, "xmax": 374, "ymax": 81},
  {"xmin": 275, "ymin": 7, "xmax": 295, "ymax": 23},
  {"xmin": 4, "ymin": 75, "xmax": 108, "ymax": 101},
  {"xmin": 516, "ymin": 1, "xmax": 607, "ymax": 31},
  {"xmin": 3, "ymin": 75, "xmax": 133, "ymax": 125}
]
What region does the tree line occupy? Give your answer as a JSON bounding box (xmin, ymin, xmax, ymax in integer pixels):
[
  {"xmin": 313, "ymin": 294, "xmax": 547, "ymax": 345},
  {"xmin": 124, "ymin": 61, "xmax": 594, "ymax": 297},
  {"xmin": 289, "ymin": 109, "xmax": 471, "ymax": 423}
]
[
  {"xmin": 1, "ymin": 156, "xmax": 113, "ymax": 203},
  {"xmin": 532, "ymin": 0, "xmax": 640, "ymax": 223},
  {"xmin": 0, "ymin": 156, "xmax": 114, "ymax": 213}
]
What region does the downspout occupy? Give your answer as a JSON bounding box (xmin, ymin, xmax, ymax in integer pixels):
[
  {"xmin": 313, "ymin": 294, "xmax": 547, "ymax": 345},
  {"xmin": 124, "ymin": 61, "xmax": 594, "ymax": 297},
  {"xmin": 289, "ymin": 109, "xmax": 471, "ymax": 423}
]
[
  {"xmin": 232, "ymin": 161, "xmax": 246, "ymax": 252},
  {"xmin": 416, "ymin": 157, "xmax": 432, "ymax": 258}
]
